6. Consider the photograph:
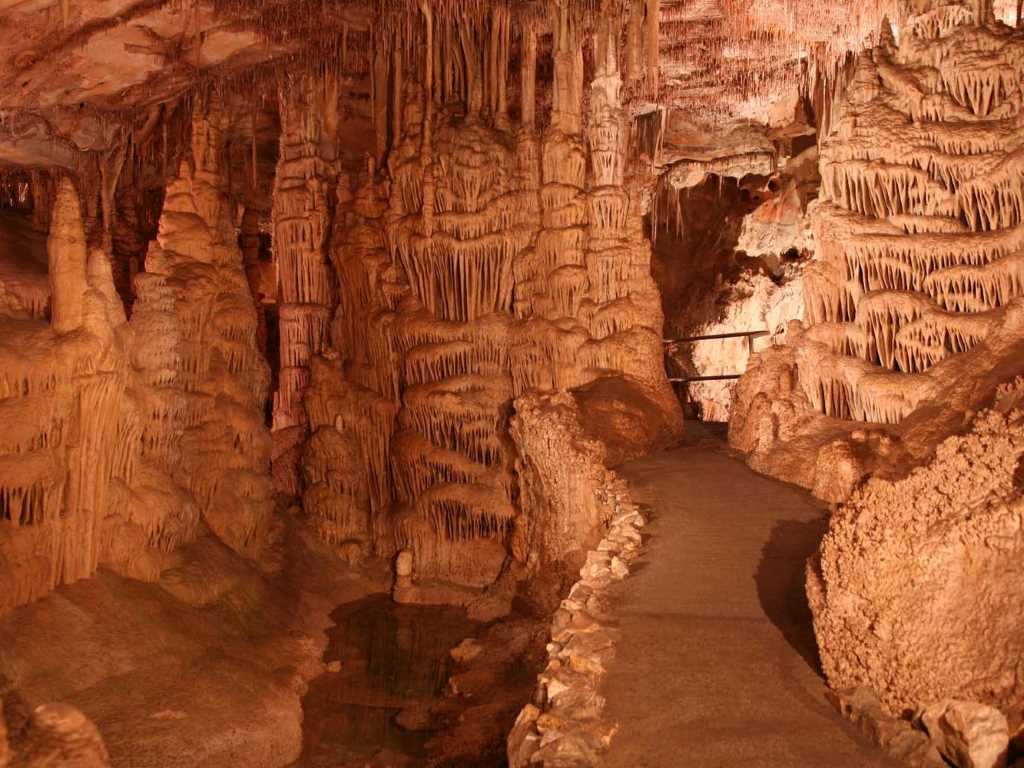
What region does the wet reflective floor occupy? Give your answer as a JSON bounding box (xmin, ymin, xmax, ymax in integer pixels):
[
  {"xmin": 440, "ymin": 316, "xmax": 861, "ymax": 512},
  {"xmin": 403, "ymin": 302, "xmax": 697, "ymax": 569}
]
[{"xmin": 293, "ymin": 594, "xmax": 479, "ymax": 768}]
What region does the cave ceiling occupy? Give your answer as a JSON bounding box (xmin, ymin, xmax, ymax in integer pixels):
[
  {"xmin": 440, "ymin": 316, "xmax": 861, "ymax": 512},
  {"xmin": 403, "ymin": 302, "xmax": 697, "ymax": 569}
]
[{"xmin": 0, "ymin": 0, "xmax": 1019, "ymax": 171}]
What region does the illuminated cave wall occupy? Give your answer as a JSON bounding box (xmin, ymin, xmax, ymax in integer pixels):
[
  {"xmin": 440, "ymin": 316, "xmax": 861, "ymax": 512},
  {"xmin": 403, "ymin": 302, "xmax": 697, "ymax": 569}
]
[
  {"xmin": 796, "ymin": 1, "xmax": 1024, "ymax": 424},
  {"xmin": 0, "ymin": 102, "xmax": 272, "ymax": 616},
  {"xmin": 300, "ymin": 3, "xmax": 681, "ymax": 586}
]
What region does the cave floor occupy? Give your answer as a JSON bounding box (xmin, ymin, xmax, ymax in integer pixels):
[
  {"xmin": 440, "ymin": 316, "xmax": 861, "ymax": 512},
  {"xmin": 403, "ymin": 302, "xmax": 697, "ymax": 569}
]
[{"xmin": 600, "ymin": 424, "xmax": 899, "ymax": 768}]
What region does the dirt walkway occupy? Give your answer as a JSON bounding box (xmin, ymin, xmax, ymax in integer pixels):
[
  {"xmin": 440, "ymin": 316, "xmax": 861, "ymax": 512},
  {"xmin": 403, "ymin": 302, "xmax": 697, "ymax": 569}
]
[{"xmin": 600, "ymin": 427, "xmax": 896, "ymax": 768}]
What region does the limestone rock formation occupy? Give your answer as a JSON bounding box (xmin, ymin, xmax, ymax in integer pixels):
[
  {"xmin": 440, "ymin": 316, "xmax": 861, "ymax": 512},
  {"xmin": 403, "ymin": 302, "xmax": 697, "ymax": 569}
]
[
  {"xmin": 0, "ymin": 101, "xmax": 273, "ymax": 617},
  {"xmin": 919, "ymin": 701, "xmax": 1010, "ymax": 768},
  {"xmin": 297, "ymin": 5, "xmax": 683, "ymax": 593},
  {"xmin": 144, "ymin": 101, "xmax": 274, "ymax": 563},
  {"xmin": 10, "ymin": 0, "xmax": 1014, "ymax": 765},
  {"xmin": 731, "ymin": 1, "xmax": 1024, "ymax": 497},
  {"xmin": 807, "ymin": 390, "xmax": 1024, "ymax": 719},
  {"xmin": 7, "ymin": 704, "xmax": 111, "ymax": 768}
]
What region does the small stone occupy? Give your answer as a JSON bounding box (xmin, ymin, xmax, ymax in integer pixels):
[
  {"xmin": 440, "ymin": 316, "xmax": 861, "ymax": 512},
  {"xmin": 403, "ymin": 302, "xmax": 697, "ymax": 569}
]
[
  {"xmin": 920, "ymin": 700, "xmax": 1009, "ymax": 768},
  {"xmin": 394, "ymin": 549, "xmax": 414, "ymax": 588},
  {"xmin": 507, "ymin": 705, "xmax": 541, "ymax": 768},
  {"xmin": 830, "ymin": 687, "xmax": 945, "ymax": 767},
  {"xmin": 450, "ymin": 638, "xmax": 483, "ymax": 664}
]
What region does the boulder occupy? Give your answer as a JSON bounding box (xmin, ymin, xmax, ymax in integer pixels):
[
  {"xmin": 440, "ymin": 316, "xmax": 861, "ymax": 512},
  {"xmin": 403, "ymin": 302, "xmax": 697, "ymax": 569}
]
[
  {"xmin": 807, "ymin": 408, "xmax": 1024, "ymax": 715},
  {"xmin": 919, "ymin": 701, "xmax": 1009, "ymax": 768}
]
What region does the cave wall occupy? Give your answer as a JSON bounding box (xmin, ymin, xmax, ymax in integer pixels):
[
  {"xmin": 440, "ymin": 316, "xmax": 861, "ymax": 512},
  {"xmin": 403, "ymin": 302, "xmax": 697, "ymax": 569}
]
[
  {"xmin": 0, "ymin": 99, "xmax": 273, "ymax": 617},
  {"xmin": 299, "ymin": 3, "xmax": 682, "ymax": 588},
  {"xmin": 730, "ymin": 0, "xmax": 1024, "ymax": 495}
]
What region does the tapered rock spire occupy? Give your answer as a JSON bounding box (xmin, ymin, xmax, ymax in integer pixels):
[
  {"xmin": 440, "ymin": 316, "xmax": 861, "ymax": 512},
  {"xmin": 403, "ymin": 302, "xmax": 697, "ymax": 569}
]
[{"xmin": 47, "ymin": 179, "xmax": 87, "ymax": 334}]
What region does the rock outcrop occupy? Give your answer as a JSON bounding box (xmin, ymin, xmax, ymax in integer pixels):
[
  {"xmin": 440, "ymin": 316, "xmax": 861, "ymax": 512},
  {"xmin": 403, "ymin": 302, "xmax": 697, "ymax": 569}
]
[
  {"xmin": 807, "ymin": 385, "xmax": 1024, "ymax": 719},
  {"xmin": 0, "ymin": 100, "xmax": 274, "ymax": 618},
  {"xmin": 731, "ymin": 1, "xmax": 1024, "ymax": 499}
]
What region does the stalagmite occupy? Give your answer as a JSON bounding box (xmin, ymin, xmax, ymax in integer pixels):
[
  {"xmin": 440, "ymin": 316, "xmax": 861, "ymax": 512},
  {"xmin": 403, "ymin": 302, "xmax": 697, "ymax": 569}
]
[{"xmin": 47, "ymin": 179, "xmax": 87, "ymax": 334}]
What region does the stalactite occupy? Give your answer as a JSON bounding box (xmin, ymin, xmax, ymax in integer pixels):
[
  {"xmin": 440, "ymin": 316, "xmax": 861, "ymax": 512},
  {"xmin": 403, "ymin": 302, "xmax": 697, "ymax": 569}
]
[
  {"xmin": 797, "ymin": 4, "xmax": 1024, "ymax": 423},
  {"xmin": 550, "ymin": 3, "xmax": 583, "ymax": 137},
  {"xmin": 644, "ymin": 0, "xmax": 660, "ymax": 95}
]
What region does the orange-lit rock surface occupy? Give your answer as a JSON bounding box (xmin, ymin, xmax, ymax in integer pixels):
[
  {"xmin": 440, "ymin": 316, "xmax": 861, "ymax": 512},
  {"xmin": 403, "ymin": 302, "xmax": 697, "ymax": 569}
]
[{"xmin": 5, "ymin": 0, "xmax": 1024, "ymax": 765}]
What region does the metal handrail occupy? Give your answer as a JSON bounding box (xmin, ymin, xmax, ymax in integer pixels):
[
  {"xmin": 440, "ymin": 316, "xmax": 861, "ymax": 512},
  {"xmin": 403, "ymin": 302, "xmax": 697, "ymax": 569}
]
[
  {"xmin": 664, "ymin": 330, "xmax": 772, "ymax": 385},
  {"xmin": 668, "ymin": 374, "xmax": 742, "ymax": 383},
  {"xmin": 663, "ymin": 330, "xmax": 770, "ymax": 344}
]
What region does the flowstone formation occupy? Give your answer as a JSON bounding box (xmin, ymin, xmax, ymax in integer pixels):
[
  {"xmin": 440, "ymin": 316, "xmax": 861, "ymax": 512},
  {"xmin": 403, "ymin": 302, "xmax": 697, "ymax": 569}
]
[
  {"xmin": 731, "ymin": 1, "xmax": 1024, "ymax": 497},
  {"xmin": 299, "ymin": 3, "xmax": 682, "ymax": 593},
  {"xmin": 0, "ymin": 101, "xmax": 273, "ymax": 617}
]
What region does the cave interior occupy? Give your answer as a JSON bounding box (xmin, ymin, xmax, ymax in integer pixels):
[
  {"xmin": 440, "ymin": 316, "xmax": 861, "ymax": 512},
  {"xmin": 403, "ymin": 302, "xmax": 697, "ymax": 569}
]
[{"xmin": 2, "ymin": 0, "xmax": 1024, "ymax": 767}]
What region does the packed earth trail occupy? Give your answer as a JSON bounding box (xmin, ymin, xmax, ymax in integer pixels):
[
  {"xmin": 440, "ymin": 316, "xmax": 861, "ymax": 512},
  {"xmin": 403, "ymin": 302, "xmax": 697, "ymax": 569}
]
[{"xmin": 600, "ymin": 426, "xmax": 899, "ymax": 768}]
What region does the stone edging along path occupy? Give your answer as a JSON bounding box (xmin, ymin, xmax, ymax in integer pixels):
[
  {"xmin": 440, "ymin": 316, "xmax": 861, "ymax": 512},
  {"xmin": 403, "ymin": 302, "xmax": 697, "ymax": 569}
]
[{"xmin": 506, "ymin": 469, "xmax": 646, "ymax": 768}]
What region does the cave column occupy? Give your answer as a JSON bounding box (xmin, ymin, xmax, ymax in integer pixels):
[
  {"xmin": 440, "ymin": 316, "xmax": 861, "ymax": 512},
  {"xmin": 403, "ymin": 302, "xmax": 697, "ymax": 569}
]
[
  {"xmin": 496, "ymin": 9, "xmax": 509, "ymax": 127},
  {"xmin": 460, "ymin": 16, "xmax": 483, "ymax": 116},
  {"xmin": 583, "ymin": 4, "xmax": 669, "ymax": 387},
  {"xmin": 625, "ymin": 0, "xmax": 644, "ymax": 82},
  {"xmin": 373, "ymin": 32, "xmax": 390, "ymax": 165},
  {"xmin": 271, "ymin": 74, "xmax": 339, "ymax": 443},
  {"xmin": 551, "ymin": 4, "xmax": 583, "ymax": 136},
  {"xmin": 645, "ymin": 0, "xmax": 660, "ymax": 93},
  {"xmin": 421, "ymin": 0, "xmax": 436, "ymax": 239},
  {"xmin": 521, "ymin": 27, "xmax": 537, "ymax": 130},
  {"xmin": 520, "ymin": 5, "xmax": 590, "ymax": 390},
  {"xmin": 392, "ymin": 39, "xmax": 404, "ymax": 153}
]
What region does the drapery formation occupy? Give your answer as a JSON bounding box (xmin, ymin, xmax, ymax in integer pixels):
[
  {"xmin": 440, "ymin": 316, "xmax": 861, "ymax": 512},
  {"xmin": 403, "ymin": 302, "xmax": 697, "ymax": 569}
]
[{"xmin": 300, "ymin": 1, "xmax": 680, "ymax": 586}]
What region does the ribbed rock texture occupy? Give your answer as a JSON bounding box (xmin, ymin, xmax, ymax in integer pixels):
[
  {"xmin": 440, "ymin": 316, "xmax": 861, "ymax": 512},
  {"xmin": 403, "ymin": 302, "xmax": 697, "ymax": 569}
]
[
  {"xmin": 731, "ymin": 0, "xmax": 1024, "ymax": 495},
  {"xmin": 0, "ymin": 100, "xmax": 272, "ymax": 617},
  {"xmin": 299, "ymin": 3, "xmax": 682, "ymax": 589}
]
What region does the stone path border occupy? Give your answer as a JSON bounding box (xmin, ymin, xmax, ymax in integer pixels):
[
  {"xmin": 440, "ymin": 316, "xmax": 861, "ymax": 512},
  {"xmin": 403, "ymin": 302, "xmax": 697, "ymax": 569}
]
[{"xmin": 507, "ymin": 469, "xmax": 644, "ymax": 767}]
